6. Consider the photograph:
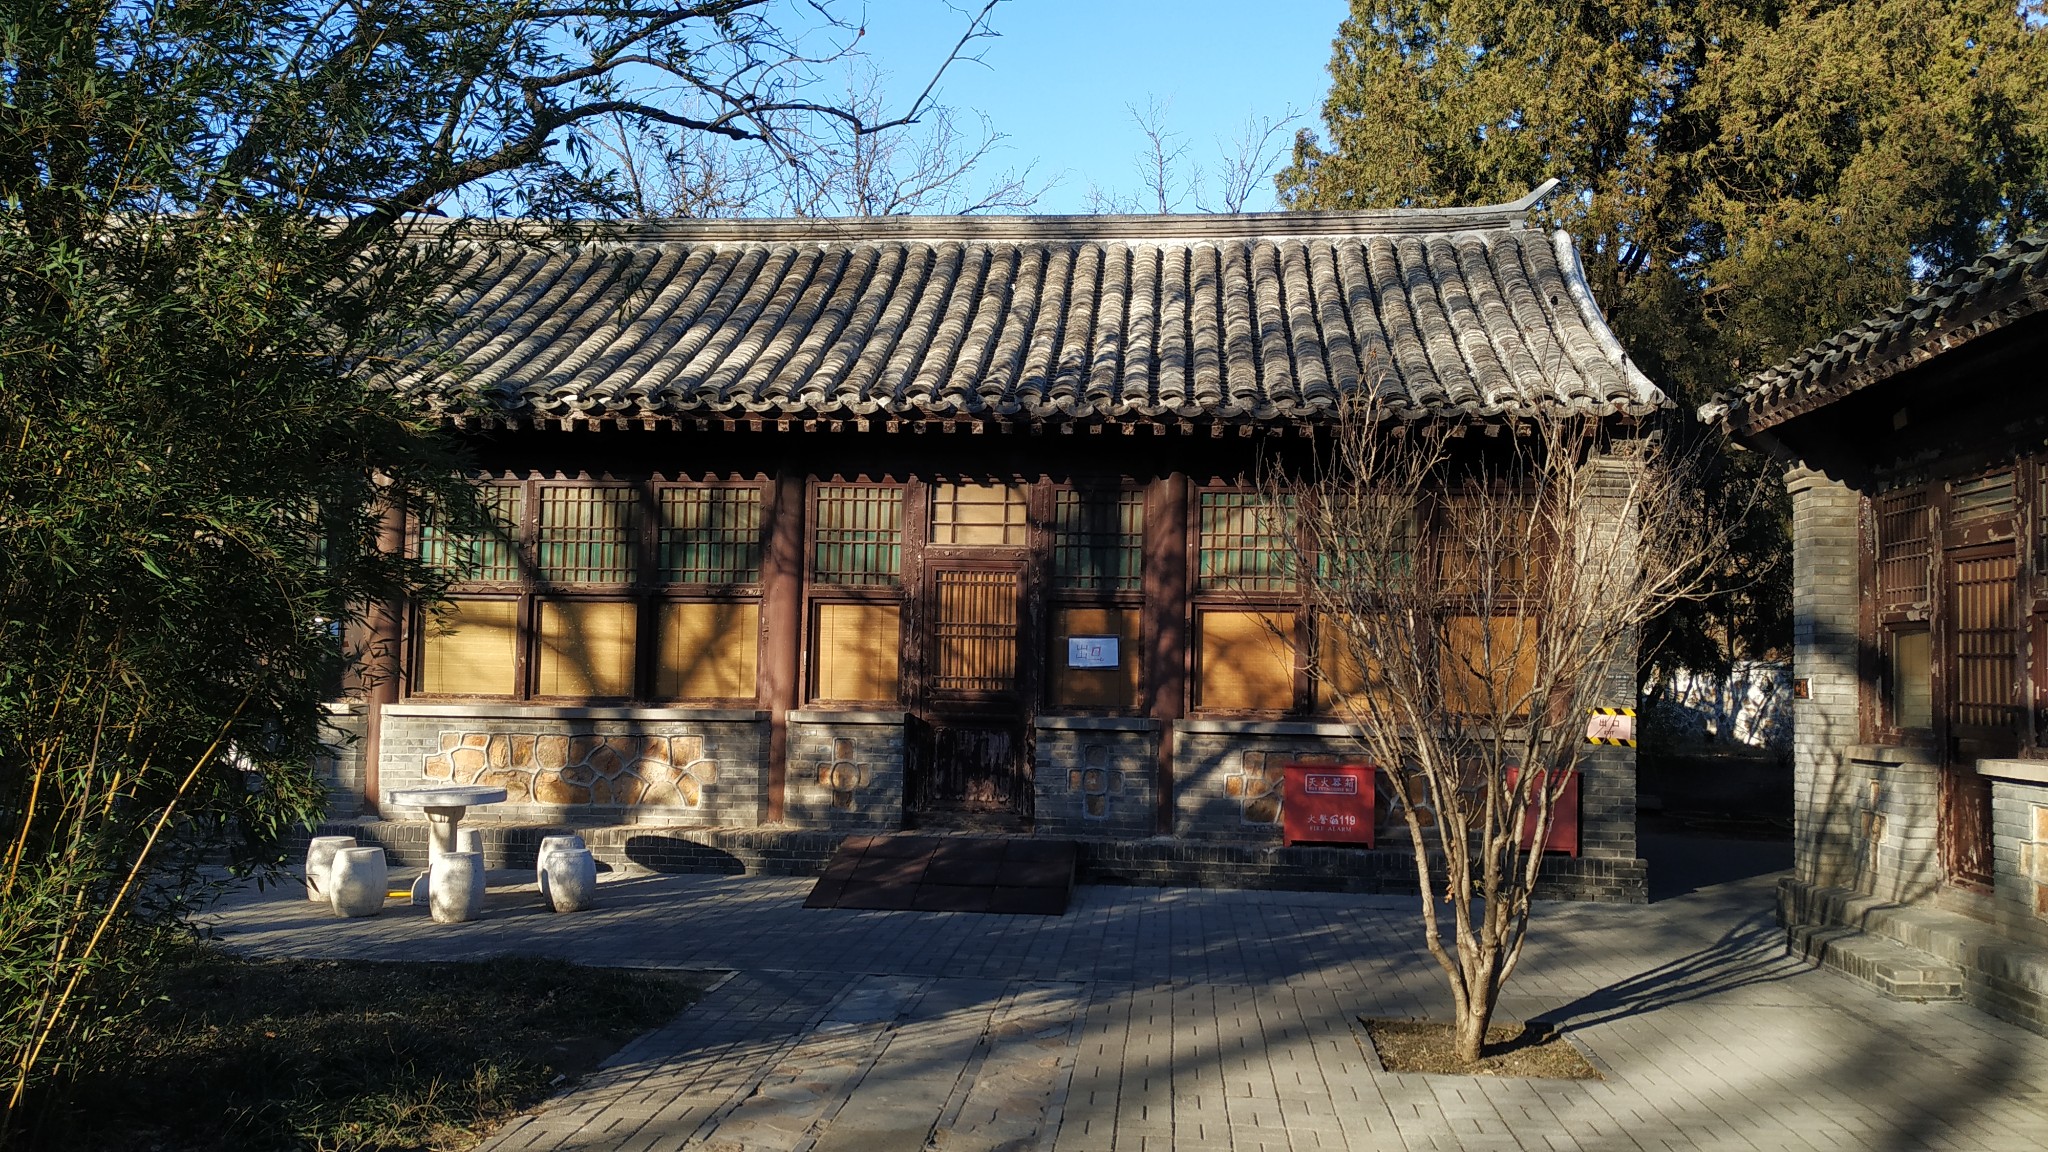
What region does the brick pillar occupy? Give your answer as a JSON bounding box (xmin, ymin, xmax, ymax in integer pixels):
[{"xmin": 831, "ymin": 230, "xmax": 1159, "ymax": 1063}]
[{"xmin": 1789, "ymin": 466, "xmax": 1863, "ymax": 887}]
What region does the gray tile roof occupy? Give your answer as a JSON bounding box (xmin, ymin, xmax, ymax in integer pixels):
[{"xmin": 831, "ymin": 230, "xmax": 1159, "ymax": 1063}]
[
  {"xmin": 394, "ymin": 189, "xmax": 1665, "ymax": 428},
  {"xmin": 1713, "ymin": 233, "xmax": 2048, "ymax": 434}
]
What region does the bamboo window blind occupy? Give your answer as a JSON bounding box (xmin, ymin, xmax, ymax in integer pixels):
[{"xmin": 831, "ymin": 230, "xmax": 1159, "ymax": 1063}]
[
  {"xmin": 1053, "ymin": 489, "xmax": 1144, "ymax": 592},
  {"xmin": 1048, "ymin": 606, "xmax": 1140, "ymax": 708},
  {"xmin": 1195, "ymin": 609, "xmax": 1296, "ymax": 711},
  {"xmin": 659, "ymin": 486, "xmax": 762, "ymax": 585},
  {"xmin": 811, "ymin": 602, "xmax": 901, "ymax": 702},
  {"xmin": 657, "ymin": 601, "xmax": 758, "ymax": 699},
  {"xmin": 539, "ymin": 486, "xmax": 639, "ymax": 583},
  {"xmin": 418, "ymin": 599, "xmax": 520, "ymax": 695},
  {"xmin": 813, "ymin": 485, "xmax": 902, "ymax": 585},
  {"xmin": 537, "ymin": 600, "xmax": 637, "ymax": 697}
]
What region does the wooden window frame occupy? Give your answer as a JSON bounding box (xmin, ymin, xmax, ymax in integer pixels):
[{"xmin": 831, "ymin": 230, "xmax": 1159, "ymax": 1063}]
[
  {"xmin": 1044, "ymin": 480, "xmax": 1147, "ymax": 715},
  {"xmin": 1190, "ymin": 483, "xmax": 1307, "ymax": 717},
  {"xmin": 802, "ymin": 478, "xmax": 909, "ymax": 707},
  {"xmin": 408, "ymin": 473, "xmax": 769, "ymax": 704}
]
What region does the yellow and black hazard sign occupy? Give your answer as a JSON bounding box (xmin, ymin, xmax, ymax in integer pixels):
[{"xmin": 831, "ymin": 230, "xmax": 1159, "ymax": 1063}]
[{"xmin": 1585, "ymin": 707, "xmax": 1637, "ymax": 746}]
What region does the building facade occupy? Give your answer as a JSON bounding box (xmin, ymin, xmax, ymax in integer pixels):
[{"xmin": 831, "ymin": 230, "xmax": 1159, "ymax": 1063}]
[
  {"xmin": 320, "ymin": 189, "xmax": 1662, "ymax": 898},
  {"xmin": 1713, "ymin": 232, "xmax": 2048, "ymax": 1028}
]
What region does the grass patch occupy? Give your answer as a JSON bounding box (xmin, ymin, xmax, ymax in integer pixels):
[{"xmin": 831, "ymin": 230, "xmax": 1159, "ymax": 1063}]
[{"xmin": 44, "ymin": 947, "xmax": 716, "ymax": 1151}]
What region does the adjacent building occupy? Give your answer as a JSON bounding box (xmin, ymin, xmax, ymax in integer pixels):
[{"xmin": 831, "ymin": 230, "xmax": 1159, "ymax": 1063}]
[{"xmin": 1711, "ymin": 232, "xmax": 2048, "ymax": 1030}]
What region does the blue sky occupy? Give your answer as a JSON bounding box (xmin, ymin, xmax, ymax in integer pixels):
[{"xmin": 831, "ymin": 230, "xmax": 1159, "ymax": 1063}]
[{"xmin": 849, "ymin": 1, "xmax": 1350, "ymax": 213}]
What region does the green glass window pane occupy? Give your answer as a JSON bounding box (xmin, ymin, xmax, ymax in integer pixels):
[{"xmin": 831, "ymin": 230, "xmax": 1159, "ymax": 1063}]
[
  {"xmin": 1196, "ymin": 492, "xmax": 1295, "ymax": 593},
  {"xmin": 659, "ymin": 486, "xmax": 763, "ymax": 585},
  {"xmin": 420, "ymin": 485, "xmax": 523, "ymax": 582},
  {"xmin": 813, "ymin": 485, "xmax": 902, "ymax": 586},
  {"xmin": 538, "ymin": 486, "xmax": 638, "ymax": 584},
  {"xmin": 1053, "ymin": 488, "xmax": 1144, "ymax": 593}
]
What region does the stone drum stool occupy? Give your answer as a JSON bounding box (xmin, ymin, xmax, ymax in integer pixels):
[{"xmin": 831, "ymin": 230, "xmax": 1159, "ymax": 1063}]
[
  {"xmin": 305, "ymin": 836, "xmax": 357, "ymax": 903},
  {"xmin": 329, "ymin": 847, "xmax": 389, "ymax": 918},
  {"xmin": 430, "ymin": 851, "xmax": 486, "ymax": 924},
  {"xmin": 541, "ymin": 846, "xmax": 597, "ymax": 913},
  {"xmin": 536, "ymin": 834, "xmax": 587, "ymax": 903}
]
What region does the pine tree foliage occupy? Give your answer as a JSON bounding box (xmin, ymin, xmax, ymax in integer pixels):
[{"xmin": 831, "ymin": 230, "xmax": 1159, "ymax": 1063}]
[{"xmin": 1281, "ymin": 0, "xmax": 2048, "ymax": 667}]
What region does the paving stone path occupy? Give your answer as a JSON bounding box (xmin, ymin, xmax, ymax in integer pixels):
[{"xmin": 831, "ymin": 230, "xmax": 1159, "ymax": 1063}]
[{"xmin": 207, "ymin": 852, "xmax": 2048, "ymax": 1151}]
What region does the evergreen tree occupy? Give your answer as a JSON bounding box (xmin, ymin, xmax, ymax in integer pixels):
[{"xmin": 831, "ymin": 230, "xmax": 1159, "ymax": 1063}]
[{"xmin": 1281, "ymin": 0, "xmax": 2048, "ymax": 666}]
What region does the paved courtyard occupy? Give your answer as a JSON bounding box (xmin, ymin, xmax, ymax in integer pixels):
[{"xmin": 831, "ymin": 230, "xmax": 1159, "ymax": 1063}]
[{"xmin": 205, "ymin": 840, "xmax": 2048, "ymax": 1152}]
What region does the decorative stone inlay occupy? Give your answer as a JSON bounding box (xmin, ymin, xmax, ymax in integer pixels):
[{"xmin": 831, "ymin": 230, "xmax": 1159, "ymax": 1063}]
[
  {"xmin": 421, "ymin": 730, "xmax": 716, "ymax": 808},
  {"xmin": 1069, "ymin": 745, "xmax": 1126, "ymax": 819},
  {"xmin": 814, "ymin": 738, "xmax": 874, "ymax": 811},
  {"xmin": 1225, "ymin": 751, "xmax": 1290, "ymax": 825}
]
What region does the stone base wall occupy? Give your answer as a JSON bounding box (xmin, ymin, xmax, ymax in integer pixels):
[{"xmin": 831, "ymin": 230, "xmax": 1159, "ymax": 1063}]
[
  {"xmin": 377, "ymin": 703, "xmax": 768, "ymax": 827},
  {"xmin": 1838, "ymin": 746, "xmax": 1944, "ymax": 904},
  {"xmin": 1991, "ymin": 774, "xmax": 2048, "ymax": 951},
  {"xmin": 1167, "ymin": 719, "xmax": 1636, "ymax": 863},
  {"xmin": 784, "ymin": 711, "xmax": 906, "ymax": 830},
  {"xmin": 1171, "ymin": 720, "xmax": 1367, "ymax": 844},
  {"xmin": 1033, "ymin": 718, "xmax": 1160, "ymax": 838}
]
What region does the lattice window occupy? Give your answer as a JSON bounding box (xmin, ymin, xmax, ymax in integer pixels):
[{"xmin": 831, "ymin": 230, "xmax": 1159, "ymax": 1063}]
[
  {"xmin": 813, "ymin": 485, "xmax": 902, "ymax": 586},
  {"xmin": 1054, "ymin": 488, "xmax": 1144, "ymax": 593},
  {"xmin": 659, "ymin": 485, "xmax": 762, "ymax": 585},
  {"xmin": 1952, "ymin": 552, "xmax": 2020, "ymax": 732},
  {"xmin": 1952, "ymin": 470, "xmax": 2016, "ymax": 523},
  {"xmin": 931, "ymin": 570, "xmax": 1018, "ymax": 694},
  {"xmin": 931, "ymin": 481, "xmax": 1029, "ymax": 547},
  {"xmin": 538, "ymin": 486, "xmax": 639, "ymax": 584},
  {"xmin": 1197, "ymin": 492, "xmax": 1295, "ymax": 593},
  {"xmin": 1876, "ymin": 490, "xmax": 1932, "ymax": 605},
  {"xmin": 421, "ymin": 485, "xmax": 524, "ymax": 582}
]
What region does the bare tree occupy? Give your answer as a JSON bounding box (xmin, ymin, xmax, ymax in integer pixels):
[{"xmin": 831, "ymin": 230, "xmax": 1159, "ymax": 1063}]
[
  {"xmin": 1267, "ymin": 400, "xmax": 1746, "ymax": 1063},
  {"xmin": 1086, "ymin": 98, "xmax": 1300, "ymax": 214},
  {"xmin": 594, "ymin": 59, "xmax": 1044, "ymax": 218}
]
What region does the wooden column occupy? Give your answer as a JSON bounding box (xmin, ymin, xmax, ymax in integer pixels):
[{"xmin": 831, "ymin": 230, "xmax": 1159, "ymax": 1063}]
[
  {"xmin": 761, "ymin": 470, "xmax": 806, "ymax": 823},
  {"xmin": 1143, "ymin": 472, "xmax": 1190, "ymax": 835},
  {"xmin": 357, "ymin": 499, "xmax": 407, "ymax": 817}
]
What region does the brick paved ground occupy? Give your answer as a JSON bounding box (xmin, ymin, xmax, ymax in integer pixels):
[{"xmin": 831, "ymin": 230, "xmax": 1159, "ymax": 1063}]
[{"xmin": 205, "ymin": 846, "xmax": 2048, "ymax": 1151}]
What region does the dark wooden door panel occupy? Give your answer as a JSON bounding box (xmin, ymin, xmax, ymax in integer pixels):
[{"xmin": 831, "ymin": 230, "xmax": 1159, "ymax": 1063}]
[
  {"xmin": 910, "ymin": 561, "xmax": 1033, "ymax": 820},
  {"xmin": 1942, "ymin": 546, "xmax": 2015, "ymax": 890}
]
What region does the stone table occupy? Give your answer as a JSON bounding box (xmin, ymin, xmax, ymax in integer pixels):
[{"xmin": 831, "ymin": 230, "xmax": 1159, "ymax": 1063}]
[{"xmin": 386, "ymin": 785, "xmax": 508, "ymax": 905}]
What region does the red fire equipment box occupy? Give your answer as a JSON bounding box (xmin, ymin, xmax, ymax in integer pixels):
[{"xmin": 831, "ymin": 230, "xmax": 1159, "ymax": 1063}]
[
  {"xmin": 1282, "ymin": 763, "xmax": 1376, "ymax": 846},
  {"xmin": 1507, "ymin": 767, "xmax": 1580, "ymax": 857}
]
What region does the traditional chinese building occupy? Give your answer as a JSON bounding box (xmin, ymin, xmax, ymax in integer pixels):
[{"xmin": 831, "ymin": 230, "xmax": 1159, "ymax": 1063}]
[
  {"xmin": 317, "ymin": 186, "xmax": 1660, "ymax": 899},
  {"xmin": 1710, "ymin": 231, "xmax": 2048, "ymax": 1030}
]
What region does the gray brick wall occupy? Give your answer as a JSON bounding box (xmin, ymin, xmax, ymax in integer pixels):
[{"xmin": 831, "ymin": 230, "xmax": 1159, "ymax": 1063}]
[
  {"xmin": 314, "ymin": 704, "xmax": 369, "ymax": 819},
  {"xmin": 1842, "ymin": 747, "xmax": 1943, "ymax": 903},
  {"xmin": 1033, "ymin": 719, "xmax": 1161, "ymax": 838},
  {"xmin": 784, "ymin": 711, "xmax": 906, "ymax": 830},
  {"xmin": 1789, "ymin": 468, "xmax": 1863, "ymax": 887},
  {"xmin": 1992, "ymin": 780, "xmax": 2048, "ymax": 943}
]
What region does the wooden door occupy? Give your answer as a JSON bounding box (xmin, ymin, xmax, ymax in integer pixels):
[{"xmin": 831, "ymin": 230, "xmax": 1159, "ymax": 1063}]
[
  {"xmin": 908, "ymin": 562, "xmax": 1033, "ymax": 820},
  {"xmin": 1941, "ymin": 545, "xmax": 2016, "ymax": 889}
]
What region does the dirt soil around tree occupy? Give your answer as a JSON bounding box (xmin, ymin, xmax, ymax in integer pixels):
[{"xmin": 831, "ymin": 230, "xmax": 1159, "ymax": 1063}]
[
  {"xmin": 1363, "ymin": 1017, "xmax": 1602, "ymax": 1079},
  {"xmin": 36, "ymin": 948, "xmax": 717, "ymax": 1152}
]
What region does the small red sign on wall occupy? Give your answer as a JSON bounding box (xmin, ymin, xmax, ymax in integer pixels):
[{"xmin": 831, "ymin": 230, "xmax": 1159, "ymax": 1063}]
[
  {"xmin": 1507, "ymin": 766, "xmax": 1580, "ymax": 857},
  {"xmin": 1282, "ymin": 764, "xmax": 1376, "ymax": 847}
]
